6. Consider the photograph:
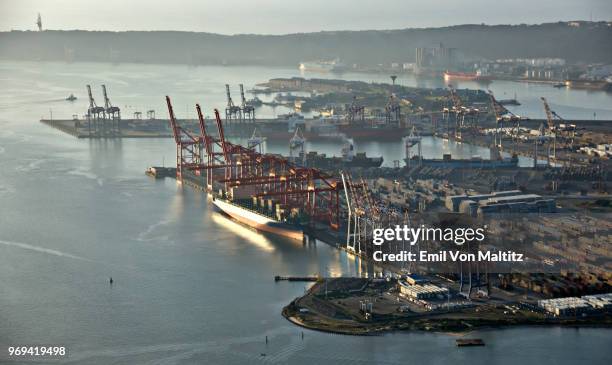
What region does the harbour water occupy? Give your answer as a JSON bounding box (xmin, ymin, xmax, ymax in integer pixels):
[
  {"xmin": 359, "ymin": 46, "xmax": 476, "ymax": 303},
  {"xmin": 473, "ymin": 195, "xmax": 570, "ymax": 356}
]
[{"xmin": 1, "ymin": 61, "xmax": 611, "ymax": 364}]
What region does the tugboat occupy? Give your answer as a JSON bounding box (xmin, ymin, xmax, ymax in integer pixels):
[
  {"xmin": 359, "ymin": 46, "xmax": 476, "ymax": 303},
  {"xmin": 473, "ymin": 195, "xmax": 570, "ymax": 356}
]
[{"xmin": 66, "ymin": 94, "xmax": 77, "ymax": 101}]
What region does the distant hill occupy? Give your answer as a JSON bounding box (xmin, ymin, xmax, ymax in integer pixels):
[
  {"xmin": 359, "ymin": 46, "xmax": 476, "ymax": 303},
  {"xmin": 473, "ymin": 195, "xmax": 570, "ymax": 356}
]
[{"xmin": 1, "ymin": 22, "xmax": 611, "ymax": 66}]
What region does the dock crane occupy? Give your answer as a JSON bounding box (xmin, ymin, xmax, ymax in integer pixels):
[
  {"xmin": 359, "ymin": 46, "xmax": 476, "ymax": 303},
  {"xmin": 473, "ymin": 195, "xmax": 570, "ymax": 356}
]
[
  {"xmin": 405, "ymin": 126, "xmax": 422, "ymax": 167},
  {"xmin": 247, "ymin": 127, "xmax": 265, "ymax": 154},
  {"xmin": 385, "ymin": 94, "xmax": 401, "ymax": 126},
  {"xmin": 488, "ymin": 90, "xmax": 522, "ymax": 151},
  {"xmin": 289, "ymin": 127, "xmax": 306, "ymax": 165},
  {"xmin": 87, "ymin": 85, "xmax": 105, "ymax": 116},
  {"xmin": 540, "ymin": 97, "xmax": 558, "ymax": 163},
  {"xmin": 86, "ymin": 84, "xmax": 106, "ymax": 136},
  {"xmin": 488, "ymin": 90, "xmax": 504, "ymax": 151},
  {"xmin": 101, "ymin": 85, "xmax": 121, "ymax": 120},
  {"xmin": 542, "ymin": 97, "xmax": 576, "ymax": 150},
  {"xmin": 101, "ymin": 85, "xmax": 121, "ymax": 135},
  {"xmin": 36, "ymin": 13, "xmax": 42, "ymax": 31},
  {"xmin": 225, "ymin": 84, "xmax": 242, "ymax": 123},
  {"xmin": 446, "ymin": 85, "xmax": 465, "ymax": 139},
  {"xmin": 166, "ymin": 96, "xmax": 203, "ymax": 180},
  {"xmin": 239, "ymin": 84, "xmax": 255, "ymax": 122},
  {"xmin": 346, "ymin": 96, "xmax": 365, "ymax": 125}
]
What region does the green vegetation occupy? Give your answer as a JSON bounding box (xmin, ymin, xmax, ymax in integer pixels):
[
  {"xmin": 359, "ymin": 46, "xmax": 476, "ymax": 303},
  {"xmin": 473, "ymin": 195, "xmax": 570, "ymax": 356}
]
[{"xmin": 2, "ymin": 22, "xmax": 611, "ymax": 66}]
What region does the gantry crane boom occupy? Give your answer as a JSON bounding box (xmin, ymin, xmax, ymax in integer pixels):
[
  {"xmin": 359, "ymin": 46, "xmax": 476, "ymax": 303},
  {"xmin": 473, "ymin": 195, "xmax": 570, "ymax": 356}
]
[
  {"xmin": 239, "ymin": 84, "xmax": 247, "ymax": 107},
  {"xmin": 87, "ymin": 85, "xmax": 96, "ymax": 109},
  {"xmin": 166, "ymin": 96, "xmax": 181, "ymax": 145},
  {"xmin": 540, "ymin": 97, "xmax": 555, "ymax": 131},
  {"xmin": 226, "ymin": 84, "xmax": 235, "ymax": 108},
  {"xmin": 102, "ymin": 85, "xmax": 111, "ymax": 109}
]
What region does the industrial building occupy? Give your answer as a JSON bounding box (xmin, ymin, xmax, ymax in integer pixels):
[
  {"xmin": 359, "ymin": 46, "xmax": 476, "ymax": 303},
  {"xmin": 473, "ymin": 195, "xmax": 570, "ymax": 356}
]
[
  {"xmin": 446, "ymin": 190, "xmax": 556, "ymax": 217},
  {"xmin": 538, "ymin": 293, "xmax": 612, "ymax": 316},
  {"xmin": 446, "ymin": 190, "xmax": 523, "ymax": 211},
  {"xmin": 477, "ymin": 196, "xmax": 556, "ymax": 217},
  {"xmin": 398, "ymin": 281, "xmax": 449, "ymax": 299},
  {"xmin": 415, "ymin": 43, "xmax": 457, "ymax": 72},
  {"xmin": 404, "ymin": 274, "xmax": 428, "ymax": 286}
]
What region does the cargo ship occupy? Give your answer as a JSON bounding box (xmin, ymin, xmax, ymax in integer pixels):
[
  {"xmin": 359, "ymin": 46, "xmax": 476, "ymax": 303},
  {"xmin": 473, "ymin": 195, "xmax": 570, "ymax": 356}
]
[
  {"xmin": 212, "ymin": 196, "xmax": 304, "ymax": 241},
  {"xmin": 214, "ymin": 112, "xmax": 408, "ymax": 141},
  {"xmin": 443, "ymin": 70, "xmax": 491, "ymax": 82},
  {"xmin": 406, "ymin": 153, "xmax": 518, "ymax": 169},
  {"xmin": 291, "ymin": 142, "xmax": 383, "ymax": 170},
  {"xmin": 564, "ymin": 79, "xmax": 611, "ymax": 91},
  {"xmin": 299, "ymin": 59, "xmax": 347, "ymax": 73},
  {"xmin": 338, "ymin": 125, "xmax": 408, "ymax": 141}
]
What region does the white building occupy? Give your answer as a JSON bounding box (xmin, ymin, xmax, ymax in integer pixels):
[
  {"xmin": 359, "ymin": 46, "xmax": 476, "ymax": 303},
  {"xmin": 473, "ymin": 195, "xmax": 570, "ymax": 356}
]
[{"xmin": 398, "ymin": 281, "xmax": 448, "ymax": 299}]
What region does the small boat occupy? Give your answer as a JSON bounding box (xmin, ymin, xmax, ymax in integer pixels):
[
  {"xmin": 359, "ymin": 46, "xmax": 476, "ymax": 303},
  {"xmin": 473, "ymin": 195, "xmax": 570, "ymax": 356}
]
[
  {"xmin": 553, "ymin": 82, "xmax": 566, "ymax": 88},
  {"xmin": 456, "ymin": 338, "xmax": 485, "ymax": 347},
  {"xmin": 66, "ymin": 94, "xmax": 77, "ymax": 101}
]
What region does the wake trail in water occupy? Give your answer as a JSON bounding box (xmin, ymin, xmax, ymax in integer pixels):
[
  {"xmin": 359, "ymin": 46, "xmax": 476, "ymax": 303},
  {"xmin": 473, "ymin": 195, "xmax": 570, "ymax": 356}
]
[{"xmin": 0, "ymin": 239, "xmax": 91, "ymax": 262}]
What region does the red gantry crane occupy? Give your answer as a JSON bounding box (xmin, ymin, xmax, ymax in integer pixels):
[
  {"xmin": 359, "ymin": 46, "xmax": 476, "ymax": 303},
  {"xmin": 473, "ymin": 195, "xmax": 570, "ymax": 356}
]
[{"xmin": 167, "ymin": 96, "xmax": 344, "ymax": 229}]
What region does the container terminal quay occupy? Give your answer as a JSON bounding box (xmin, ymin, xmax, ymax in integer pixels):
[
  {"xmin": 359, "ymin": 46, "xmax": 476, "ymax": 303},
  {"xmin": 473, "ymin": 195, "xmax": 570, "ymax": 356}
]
[{"xmin": 41, "ymin": 79, "xmax": 611, "ymax": 335}]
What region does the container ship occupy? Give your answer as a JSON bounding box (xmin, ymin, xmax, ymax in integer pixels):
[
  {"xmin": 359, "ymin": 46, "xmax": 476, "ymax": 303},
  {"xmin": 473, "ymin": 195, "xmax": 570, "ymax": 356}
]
[
  {"xmin": 406, "ymin": 153, "xmax": 518, "ymax": 169},
  {"xmin": 212, "ymin": 196, "xmax": 304, "ymax": 241},
  {"xmin": 338, "ymin": 124, "xmax": 408, "ymax": 141},
  {"xmin": 291, "ymin": 142, "xmax": 383, "ymax": 170},
  {"xmin": 241, "ymin": 114, "xmax": 408, "ymax": 141}
]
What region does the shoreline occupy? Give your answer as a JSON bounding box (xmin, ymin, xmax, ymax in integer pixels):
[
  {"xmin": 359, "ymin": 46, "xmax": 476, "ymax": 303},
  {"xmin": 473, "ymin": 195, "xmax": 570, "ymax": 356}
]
[
  {"xmin": 283, "ymin": 307, "xmax": 612, "ymax": 336},
  {"xmin": 281, "ymin": 280, "xmax": 612, "ymax": 336}
]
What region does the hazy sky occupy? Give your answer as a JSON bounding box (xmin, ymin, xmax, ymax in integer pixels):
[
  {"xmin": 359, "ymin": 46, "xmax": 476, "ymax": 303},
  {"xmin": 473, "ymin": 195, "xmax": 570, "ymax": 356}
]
[{"xmin": 1, "ymin": 0, "xmax": 611, "ymax": 34}]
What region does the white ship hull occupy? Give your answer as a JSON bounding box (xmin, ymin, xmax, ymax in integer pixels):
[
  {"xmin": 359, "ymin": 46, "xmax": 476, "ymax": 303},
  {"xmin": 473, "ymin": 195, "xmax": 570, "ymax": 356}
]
[{"xmin": 212, "ymin": 198, "xmax": 303, "ymax": 241}]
